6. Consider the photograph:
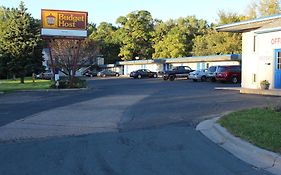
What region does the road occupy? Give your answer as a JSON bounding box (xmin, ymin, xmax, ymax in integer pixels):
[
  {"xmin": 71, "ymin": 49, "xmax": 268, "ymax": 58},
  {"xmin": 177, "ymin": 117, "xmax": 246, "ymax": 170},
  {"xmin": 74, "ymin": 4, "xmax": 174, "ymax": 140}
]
[{"xmin": 0, "ymin": 78, "xmax": 280, "ymax": 175}]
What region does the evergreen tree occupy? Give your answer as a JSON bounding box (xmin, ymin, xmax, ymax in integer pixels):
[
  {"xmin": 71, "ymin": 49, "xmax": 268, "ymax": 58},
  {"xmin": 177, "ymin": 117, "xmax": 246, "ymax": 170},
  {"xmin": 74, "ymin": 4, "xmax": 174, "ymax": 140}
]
[{"xmin": 0, "ymin": 1, "xmax": 43, "ymax": 83}]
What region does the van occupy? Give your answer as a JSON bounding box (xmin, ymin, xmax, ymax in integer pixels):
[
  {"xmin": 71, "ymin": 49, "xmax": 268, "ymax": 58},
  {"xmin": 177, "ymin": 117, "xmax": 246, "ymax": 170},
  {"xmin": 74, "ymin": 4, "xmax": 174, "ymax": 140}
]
[{"xmin": 215, "ymin": 65, "xmax": 241, "ymax": 84}]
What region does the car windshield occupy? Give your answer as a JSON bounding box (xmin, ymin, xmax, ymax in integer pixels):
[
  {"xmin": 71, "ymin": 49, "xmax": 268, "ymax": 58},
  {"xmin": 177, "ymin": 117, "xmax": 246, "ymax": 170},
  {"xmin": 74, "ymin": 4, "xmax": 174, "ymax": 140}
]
[
  {"xmin": 217, "ymin": 67, "xmax": 228, "ymax": 72},
  {"xmin": 208, "ymin": 66, "xmax": 216, "ymax": 73}
]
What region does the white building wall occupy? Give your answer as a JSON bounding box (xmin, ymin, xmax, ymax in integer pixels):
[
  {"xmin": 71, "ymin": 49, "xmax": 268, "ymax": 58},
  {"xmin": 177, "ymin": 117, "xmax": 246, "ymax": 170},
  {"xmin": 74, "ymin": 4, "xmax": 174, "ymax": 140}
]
[
  {"xmin": 242, "ymin": 30, "xmax": 281, "ymax": 89},
  {"xmin": 171, "ymin": 61, "xmax": 239, "ymax": 71},
  {"xmin": 123, "ymin": 64, "xmax": 160, "ymax": 75}
]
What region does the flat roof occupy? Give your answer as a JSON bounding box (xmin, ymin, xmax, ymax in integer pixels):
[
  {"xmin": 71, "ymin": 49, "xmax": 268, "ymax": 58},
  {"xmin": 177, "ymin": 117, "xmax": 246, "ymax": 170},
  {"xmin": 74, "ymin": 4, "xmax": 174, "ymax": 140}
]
[
  {"xmin": 117, "ymin": 54, "xmax": 241, "ymax": 65},
  {"xmin": 216, "ymin": 14, "xmax": 281, "ymax": 33}
]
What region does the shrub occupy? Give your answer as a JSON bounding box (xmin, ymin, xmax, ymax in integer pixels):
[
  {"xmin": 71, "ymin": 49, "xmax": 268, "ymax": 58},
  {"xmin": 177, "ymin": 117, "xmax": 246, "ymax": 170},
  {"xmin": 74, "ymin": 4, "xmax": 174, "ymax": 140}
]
[{"xmin": 50, "ymin": 77, "xmax": 87, "ymax": 89}]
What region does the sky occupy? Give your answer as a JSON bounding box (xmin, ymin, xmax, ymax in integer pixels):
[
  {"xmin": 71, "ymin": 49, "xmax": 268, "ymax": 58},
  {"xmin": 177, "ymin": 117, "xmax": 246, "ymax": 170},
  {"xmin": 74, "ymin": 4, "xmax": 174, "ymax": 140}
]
[{"xmin": 0, "ymin": 0, "xmax": 253, "ymax": 25}]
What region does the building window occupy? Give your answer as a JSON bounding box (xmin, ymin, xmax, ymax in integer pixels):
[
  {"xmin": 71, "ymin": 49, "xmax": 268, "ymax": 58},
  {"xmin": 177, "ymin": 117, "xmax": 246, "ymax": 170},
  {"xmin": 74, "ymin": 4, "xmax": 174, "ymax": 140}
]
[
  {"xmin": 253, "ymin": 35, "xmax": 256, "ymax": 52},
  {"xmin": 278, "ymin": 52, "xmax": 281, "ymax": 70},
  {"xmin": 253, "ymin": 74, "xmax": 256, "ymax": 83}
]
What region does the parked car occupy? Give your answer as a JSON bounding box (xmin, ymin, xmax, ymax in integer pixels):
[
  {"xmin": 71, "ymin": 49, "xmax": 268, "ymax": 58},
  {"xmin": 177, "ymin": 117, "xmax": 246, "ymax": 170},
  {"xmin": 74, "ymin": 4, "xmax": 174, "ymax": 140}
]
[
  {"xmin": 36, "ymin": 71, "xmax": 53, "ymax": 80},
  {"xmin": 215, "ymin": 65, "xmax": 241, "ymax": 83},
  {"xmin": 206, "ymin": 66, "xmax": 220, "ymax": 82},
  {"xmin": 130, "ymin": 69, "xmax": 158, "ymax": 79},
  {"xmin": 83, "ymin": 70, "xmax": 97, "ymax": 77},
  {"xmin": 97, "ymin": 70, "xmax": 120, "ymax": 77},
  {"xmin": 163, "ymin": 66, "xmax": 194, "ymax": 81},
  {"xmin": 189, "ymin": 69, "xmax": 208, "ymax": 82}
]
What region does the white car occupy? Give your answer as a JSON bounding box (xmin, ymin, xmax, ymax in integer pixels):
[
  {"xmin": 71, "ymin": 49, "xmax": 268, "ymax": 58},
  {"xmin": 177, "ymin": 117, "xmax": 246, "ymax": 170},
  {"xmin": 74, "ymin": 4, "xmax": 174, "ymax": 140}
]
[{"xmin": 189, "ymin": 69, "xmax": 207, "ymax": 82}]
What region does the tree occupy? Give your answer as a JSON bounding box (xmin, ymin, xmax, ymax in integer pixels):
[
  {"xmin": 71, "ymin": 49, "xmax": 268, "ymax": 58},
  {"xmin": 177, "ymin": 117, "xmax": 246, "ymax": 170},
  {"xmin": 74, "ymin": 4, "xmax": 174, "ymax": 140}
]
[
  {"xmin": 0, "ymin": 1, "xmax": 43, "ymax": 83},
  {"xmin": 89, "ymin": 22, "xmax": 120, "ymax": 64},
  {"xmin": 192, "ymin": 12, "xmax": 242, "ymax": 56},
  {"xmin": 116, "ymin": 10, "xmax": 154, "ymax": 60},
  {"xmin": 259, "ymin": 0, "xmax": 280, "ymax": 16},
  {"xmin": 49, "ymin": 38, "xmax": 100, "ymax": 86},
  {"xmin": 246, "ymin": 0, "xmax": 280, "ymax": 19},
  {"xmin": 153, "ymin": 16, "xmax": 208, "ymax": 58},
  {"xmin": 246, "ymin": 0, "xmax": 258, "ymax": 19}
]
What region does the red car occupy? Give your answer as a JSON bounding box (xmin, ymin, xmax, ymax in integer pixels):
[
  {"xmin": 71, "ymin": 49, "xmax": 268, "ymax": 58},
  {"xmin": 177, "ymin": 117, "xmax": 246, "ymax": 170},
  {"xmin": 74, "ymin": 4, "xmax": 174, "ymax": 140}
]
[{"xmin": 215, "ymin": 65, "xmax": 241, "ymax": 84}]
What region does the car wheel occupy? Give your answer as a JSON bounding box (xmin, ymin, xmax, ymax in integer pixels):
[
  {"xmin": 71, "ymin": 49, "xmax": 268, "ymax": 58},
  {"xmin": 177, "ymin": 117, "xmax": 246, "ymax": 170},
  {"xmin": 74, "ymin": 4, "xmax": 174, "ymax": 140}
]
[
  {"xmin": 192, "ymin": 79, "xmax": 198, "ymax": 82},
  {"xmin": 137, "ymin": 74, "xmax": 142, "ymax": 79},
  {"xmin": 153, "ymin": 74, "xmax": 157, "ymax": 78},
  {"xmin": 102, "ymin": 74, "xmax": 106, "ymax": 77},
  {"xmin": 116, "ymin": 73, "xmax": 120, "ymax": 77},
  {"xmin": 231, "ymin": 76, "xmax": 238, "ymax": 84},
  {"xmin": 163, "ymin": 77, "xmax": 168, "ymax": 81},
  {"xmin": 169, "ymin": 75, "xmax": 175, "ymax": 81},
  {"xmin": 201, "ymin": 76, "xmax": 207, "ymax": 82}
]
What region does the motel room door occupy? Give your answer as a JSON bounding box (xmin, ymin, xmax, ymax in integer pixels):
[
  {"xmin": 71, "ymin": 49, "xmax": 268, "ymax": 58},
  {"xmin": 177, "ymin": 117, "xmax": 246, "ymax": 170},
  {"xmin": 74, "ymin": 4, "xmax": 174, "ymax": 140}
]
[{"xmin": 274, "ymin": 49, "xmax": 281, "ymax": 89}]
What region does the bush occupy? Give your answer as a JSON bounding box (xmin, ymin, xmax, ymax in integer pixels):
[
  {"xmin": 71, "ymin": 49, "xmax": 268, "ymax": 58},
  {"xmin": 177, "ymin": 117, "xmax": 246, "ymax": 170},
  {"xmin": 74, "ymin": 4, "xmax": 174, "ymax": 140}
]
[{"xmin": 50, "ymin": 77, "xmax": 87, "ymax": 89}]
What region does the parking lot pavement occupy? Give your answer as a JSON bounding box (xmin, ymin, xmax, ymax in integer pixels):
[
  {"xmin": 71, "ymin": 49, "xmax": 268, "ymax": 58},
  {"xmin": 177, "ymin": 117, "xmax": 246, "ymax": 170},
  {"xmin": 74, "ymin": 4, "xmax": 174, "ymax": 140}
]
[
  {"xmin": 0, "ymin": 78, "xmax": 280, "ymax": 175},
  {"xmin": 0, "ymin": 125, "xmax": 273, "ymax": 175},
  {"xmin": 0, "ymin": 94, "xmax": 148, "ymax": 141},
  {"xmin": 197, "ymin": 117, "xmax": 281, "ymax": 175}
]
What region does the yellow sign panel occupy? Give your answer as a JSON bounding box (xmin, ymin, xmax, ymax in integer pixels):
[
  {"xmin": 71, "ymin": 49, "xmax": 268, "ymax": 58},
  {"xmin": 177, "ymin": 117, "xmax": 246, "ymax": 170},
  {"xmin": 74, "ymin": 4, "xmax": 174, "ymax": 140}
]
[{"xmin": 41, "ymin": 9, "xmax": 88, "ymax": 30}]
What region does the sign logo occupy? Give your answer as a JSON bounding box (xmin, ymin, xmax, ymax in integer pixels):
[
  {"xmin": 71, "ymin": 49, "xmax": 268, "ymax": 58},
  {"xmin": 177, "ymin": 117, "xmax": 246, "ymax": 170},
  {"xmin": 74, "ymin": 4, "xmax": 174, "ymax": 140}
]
[
  {"xmin": 41, "ymin": 9, "xmax": 88, "ymax": 30},
  {"xmin": 46, "ymin": 14, "xmax": 56, "ymax": 26}
]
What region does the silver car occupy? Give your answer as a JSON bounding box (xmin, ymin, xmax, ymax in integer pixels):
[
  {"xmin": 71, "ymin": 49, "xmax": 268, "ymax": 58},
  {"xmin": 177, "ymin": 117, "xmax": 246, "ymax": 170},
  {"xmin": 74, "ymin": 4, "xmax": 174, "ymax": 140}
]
[
  {"xmin": 189, "ymin": 69, "xmax": 207, "ymax": 82},
  {"xmin": 206, "ymin": 66, "xmax": 220, "ymax": 82}
]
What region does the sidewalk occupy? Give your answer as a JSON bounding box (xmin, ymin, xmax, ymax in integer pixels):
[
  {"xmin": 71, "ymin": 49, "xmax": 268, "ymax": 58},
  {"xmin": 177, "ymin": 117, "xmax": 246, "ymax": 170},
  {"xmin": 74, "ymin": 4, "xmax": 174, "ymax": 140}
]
[
  {"xmin": 196, "ymin": 117, "xmax": 281, "ymax": 175},
  {"xmin": 215, "ymin": 87, "xmax": 281, "ymax": 97}
]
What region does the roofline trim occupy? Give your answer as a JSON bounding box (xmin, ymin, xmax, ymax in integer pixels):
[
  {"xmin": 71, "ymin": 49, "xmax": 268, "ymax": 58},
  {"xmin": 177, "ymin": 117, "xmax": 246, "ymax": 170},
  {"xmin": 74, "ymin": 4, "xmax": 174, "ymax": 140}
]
[
  {"xmin": 255, "ymin": 26, "xmax": 281, "ymax": 34},
  {"xmin": 216, "ymin": 14, "xmax": 281, "ymax": 31}
]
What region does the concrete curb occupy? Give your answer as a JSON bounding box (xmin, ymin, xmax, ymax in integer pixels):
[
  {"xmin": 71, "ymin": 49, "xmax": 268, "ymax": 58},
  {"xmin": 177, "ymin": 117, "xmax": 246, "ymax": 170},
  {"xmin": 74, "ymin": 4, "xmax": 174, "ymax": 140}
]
[
  {"xmin": 196, "ymin": 117, "xmax": 281, "ymax": 175},
  {"xmin": 0, "ymin": 88, "xmax": 89, "ymax": 94},
  {"xmin": 215, "ymin": 87, "xmax": 241, "ymax": 91}
]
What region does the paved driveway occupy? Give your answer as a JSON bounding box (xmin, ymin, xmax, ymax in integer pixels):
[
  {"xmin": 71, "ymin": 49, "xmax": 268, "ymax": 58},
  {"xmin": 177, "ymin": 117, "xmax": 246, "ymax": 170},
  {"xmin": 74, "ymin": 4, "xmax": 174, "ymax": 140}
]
[{"xmin": 0, "ymin": 78, "xmax": 280, "ymax": 175}]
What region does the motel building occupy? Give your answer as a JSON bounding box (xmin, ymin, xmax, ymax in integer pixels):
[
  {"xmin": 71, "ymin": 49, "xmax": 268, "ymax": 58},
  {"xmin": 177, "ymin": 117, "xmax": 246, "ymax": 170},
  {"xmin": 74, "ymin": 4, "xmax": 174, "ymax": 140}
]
[
  {"xmin": 118, "ymin": 54, "xmax": 241, "ymax": 76},
  {"xmin": 217, "ymin": 15, "xmax": 281, "ymax": 90}
]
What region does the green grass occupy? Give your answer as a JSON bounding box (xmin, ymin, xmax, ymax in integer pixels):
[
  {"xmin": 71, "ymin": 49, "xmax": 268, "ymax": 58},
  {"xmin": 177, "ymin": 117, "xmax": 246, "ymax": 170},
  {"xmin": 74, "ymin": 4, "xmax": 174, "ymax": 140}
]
[
  {"xmin": 0, "ymin": 77, "xmax": 51, "ymax": 92},
  {"xmin": 219, "ymin": 107, "xmax": 281, "ymax": 154}
]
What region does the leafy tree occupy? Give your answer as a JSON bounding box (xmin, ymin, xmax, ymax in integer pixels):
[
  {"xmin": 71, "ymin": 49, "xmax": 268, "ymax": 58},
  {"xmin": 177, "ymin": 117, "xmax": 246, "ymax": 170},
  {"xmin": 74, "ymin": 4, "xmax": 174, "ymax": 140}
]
[
  {"xmin": 259, "ymin": 0, "xmax": 280, "ymax": 16},
  {"xmin": 246, "ymin": 0, "xmax": 280, "ymax": 19},
  {"xmin": 0, "ymin": 2, "xmax": 43, "ymax": 83},
  {"xmin": 246, "ymin": 0, "xmax": 258, "ymax": 19},
  {"xmin": 217, "ymin": 10, "xmax": 242, "ymax": 25},
  {"xmin": 192, "ymin": 11, "xmax": 242, "ymax": 56},
  {"xmin": 116, "ymin": 10, "xmax": 154, "ymax": 60},
  {"xmin": 49, "ymin": 38, "xmax": 100, "ymax": 86},
  {"xmin": 90, "ymin": 22, "xmax": 120, "ymax": 64},
  {"xmin": 153, "ymin": 16, "xmax": 208, "ymax": 58}
]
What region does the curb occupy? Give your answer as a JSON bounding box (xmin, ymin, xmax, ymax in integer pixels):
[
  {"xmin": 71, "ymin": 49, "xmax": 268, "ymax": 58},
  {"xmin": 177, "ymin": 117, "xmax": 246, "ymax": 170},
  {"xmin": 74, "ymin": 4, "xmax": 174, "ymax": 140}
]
[
  {"xmin": 196, "ymin": 117, "xmax": 281, "ymax": 175},
  {"xmin": 0, "ymin": 88, "xmax": 89, "ymax": 94},
  {"xmin": 215, "ymin": 87, "xmax": 241, "ymax": 91}
]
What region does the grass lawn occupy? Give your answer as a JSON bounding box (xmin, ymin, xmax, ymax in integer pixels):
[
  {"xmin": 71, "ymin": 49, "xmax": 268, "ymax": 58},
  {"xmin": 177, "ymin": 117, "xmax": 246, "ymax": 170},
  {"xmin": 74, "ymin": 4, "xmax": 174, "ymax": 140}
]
[
  {"xmin": 0, "ymin": 77, "xmax": 51, "ymax": 92},
  {"xmin": 219, "ymin": 107, "xmax": 281, "ymax": 154}
]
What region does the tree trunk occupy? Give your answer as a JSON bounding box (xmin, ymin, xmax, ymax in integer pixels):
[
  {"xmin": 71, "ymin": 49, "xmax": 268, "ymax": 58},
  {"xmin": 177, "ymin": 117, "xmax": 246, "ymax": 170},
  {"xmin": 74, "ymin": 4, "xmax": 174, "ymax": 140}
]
[{"xmin": 20, "ymin": 75, "xmax": 24, "ymax": 84}]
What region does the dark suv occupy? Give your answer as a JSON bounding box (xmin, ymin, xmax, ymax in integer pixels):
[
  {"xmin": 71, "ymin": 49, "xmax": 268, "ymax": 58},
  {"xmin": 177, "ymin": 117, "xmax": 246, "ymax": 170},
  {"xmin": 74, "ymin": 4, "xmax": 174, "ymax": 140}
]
[
  {"xmin": 163, "ymin": 66, "xmax": 193, "ymax": 81},
  {"xmin": 215, "ymin": 65, "xmax": 241, "ymax": 84}
]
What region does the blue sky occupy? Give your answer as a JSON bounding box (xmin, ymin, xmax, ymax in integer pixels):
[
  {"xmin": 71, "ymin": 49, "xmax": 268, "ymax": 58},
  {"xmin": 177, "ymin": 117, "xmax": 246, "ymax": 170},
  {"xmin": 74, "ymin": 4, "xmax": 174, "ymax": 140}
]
[{"xmin": 0, "ymin": 0, "xmax": 252, "ymax": 24}]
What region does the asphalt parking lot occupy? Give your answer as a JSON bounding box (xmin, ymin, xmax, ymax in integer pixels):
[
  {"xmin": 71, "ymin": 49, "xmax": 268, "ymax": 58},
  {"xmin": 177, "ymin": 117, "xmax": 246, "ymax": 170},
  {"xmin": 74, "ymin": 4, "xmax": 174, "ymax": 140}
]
[{"xmin": 0, "ymin": 77, "xmax": 280, "ymax": 175}]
